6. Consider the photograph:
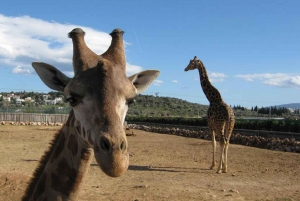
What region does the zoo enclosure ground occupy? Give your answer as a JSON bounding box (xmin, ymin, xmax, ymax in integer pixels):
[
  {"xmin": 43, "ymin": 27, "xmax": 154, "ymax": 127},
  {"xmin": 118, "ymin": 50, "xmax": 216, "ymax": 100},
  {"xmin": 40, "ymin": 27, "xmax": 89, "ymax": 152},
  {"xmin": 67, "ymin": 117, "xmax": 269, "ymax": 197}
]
[{"xmin": 0, "ymin": 125, "xmax": 299, "ymax": 200}]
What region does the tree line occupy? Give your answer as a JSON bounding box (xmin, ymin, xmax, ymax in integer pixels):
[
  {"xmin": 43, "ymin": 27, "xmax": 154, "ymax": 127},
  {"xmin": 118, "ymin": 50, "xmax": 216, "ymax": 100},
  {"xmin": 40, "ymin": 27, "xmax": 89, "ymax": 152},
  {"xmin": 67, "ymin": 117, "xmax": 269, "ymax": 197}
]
[{"xmin": 0, "ymin": 91, "xmax": 298, "ymax": 119}]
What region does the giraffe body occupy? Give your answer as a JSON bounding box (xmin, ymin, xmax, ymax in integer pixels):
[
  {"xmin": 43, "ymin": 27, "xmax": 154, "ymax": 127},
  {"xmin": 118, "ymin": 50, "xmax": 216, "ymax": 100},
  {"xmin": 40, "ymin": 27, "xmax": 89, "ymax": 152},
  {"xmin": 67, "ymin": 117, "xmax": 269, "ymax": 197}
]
[
  {"xmin": 185, "ymin": 56, "xmax": 235, "ymax": 173},
  {"xmin": 22, "ymin": 28, "xmax": 160, "ymax": 200}
]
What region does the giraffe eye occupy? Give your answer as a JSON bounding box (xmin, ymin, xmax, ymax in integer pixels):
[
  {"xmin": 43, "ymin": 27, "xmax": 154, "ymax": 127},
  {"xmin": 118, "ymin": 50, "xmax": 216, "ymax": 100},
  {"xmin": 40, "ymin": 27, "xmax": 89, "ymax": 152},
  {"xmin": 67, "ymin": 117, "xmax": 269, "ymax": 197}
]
[{"xmin": 66, "ymin": 97, "xmax": 78, "ymax": 106}]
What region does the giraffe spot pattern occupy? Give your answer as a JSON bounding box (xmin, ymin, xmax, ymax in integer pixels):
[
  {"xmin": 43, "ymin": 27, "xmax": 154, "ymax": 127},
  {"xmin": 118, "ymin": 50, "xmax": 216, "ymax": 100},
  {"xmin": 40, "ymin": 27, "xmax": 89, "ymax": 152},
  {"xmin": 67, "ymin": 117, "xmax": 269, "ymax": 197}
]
[
  {"xmin": 51, "ymin": 158, "xmax": 82, "ymax": 196},
  {"xmin": 93, "ymin": 116, "xmax": 100, "ymax": 125},
  {"xmin": 87, "ymin": 131, "xmax": 94, "ymax": 145},
  {"xmin": 67, "ymin": 134, "xmax": 78, "ymax": 157},
  {"xmin": 201, "ymin": 80, "xmax": 207, "ymax": 88},
  {"xmin": 76, "ymin": 125, "xmax": 80, "ymax": 134},
  {"xmin": 65, "ymin": 112, "xmax": 75, "ymax": 127},
  {"xmin": 32, "ymin": 173, "xmax": 47, "ymax": 200},
  {"xmin": 95, "ymin": 145, "xmax": 100, "ymax": 152},
  {"xmin": 51, "ymin": 133, "xmax": 66, "ymax": 163},
  {"xmin": 82, "ymin": 127, "xmax": 86, "ymax": 138}
]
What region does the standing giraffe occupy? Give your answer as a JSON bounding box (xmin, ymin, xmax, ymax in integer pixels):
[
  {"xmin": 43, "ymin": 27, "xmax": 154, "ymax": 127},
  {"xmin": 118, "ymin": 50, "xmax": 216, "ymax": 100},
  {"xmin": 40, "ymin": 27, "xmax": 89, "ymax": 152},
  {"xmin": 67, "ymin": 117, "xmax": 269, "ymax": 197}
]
[
  {"xmin": 184, "ymin": 56, "xmax": 235, "ymax": 173},
  {"xmin": 22, "ymin": 28, "xmax": 160, "ymax": 200}
]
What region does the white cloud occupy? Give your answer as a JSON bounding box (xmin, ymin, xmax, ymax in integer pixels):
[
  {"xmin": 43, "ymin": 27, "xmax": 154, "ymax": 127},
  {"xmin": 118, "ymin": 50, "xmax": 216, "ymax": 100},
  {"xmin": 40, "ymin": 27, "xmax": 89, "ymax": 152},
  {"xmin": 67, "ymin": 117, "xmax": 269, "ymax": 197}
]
[
  {"xmin": 193, "ymin": 72, "xmax": 227, "ymax": 83},
  {"xmin": 236, "ymin": 73, "xmax": 300, "ymax": 88},
  {"xmin": 126, "ymin": 63, "xmax": 143, "ymax": 76},
  {"xmin": 11, "ymin": 65, "xmax": 31, "ymax": 74},
  {"xmin": 0, "ymin": 14, "xmax": 141, "ymax": 75},
  {"xmin": 172, "ymin": 80, "xmax": 178, "ymax": 83},
  {"xmin": 153, "ymin": 80, "xmax": 163, "ymax": 86},
  {"xmin": 209, "ymin": 72, "xmax": 227, "ymax": 82}
]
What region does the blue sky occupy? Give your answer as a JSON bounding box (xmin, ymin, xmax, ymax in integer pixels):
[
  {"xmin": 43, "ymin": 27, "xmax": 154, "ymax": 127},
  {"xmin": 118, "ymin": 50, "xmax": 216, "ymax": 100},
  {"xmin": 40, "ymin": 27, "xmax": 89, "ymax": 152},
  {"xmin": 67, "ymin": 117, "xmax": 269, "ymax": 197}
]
[{"xmin": 0, "ymin": 0, "xmax": 299, "ymax": 108}]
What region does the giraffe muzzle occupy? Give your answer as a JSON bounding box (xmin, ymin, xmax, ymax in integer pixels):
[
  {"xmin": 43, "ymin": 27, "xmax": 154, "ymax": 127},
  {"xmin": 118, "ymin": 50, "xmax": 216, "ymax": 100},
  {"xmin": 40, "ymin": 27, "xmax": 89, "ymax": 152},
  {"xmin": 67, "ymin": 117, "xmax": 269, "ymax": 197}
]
[
  {"xmin": 99, "ymin": 136, "xmax": 127, "ymax": 152},
  {"xmin": 94, "ymin": 135, "xmax": 129, "ymax": 177}
]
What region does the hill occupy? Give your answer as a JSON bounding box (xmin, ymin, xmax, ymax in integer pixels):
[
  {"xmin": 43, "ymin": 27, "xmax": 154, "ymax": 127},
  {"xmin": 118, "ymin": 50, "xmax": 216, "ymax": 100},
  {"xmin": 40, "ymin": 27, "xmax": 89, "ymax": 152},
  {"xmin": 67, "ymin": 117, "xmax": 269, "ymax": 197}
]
[
  {"xmin": 128, "ymin": 94, "xmax": 209, "ymax": 117},
  {"xmin": 274, "ymin": 103, "xmax": 300, "ymax": 109},
  {"xmin": 128, "ymin": 95, "xmax": 260, "ymax": 118}
]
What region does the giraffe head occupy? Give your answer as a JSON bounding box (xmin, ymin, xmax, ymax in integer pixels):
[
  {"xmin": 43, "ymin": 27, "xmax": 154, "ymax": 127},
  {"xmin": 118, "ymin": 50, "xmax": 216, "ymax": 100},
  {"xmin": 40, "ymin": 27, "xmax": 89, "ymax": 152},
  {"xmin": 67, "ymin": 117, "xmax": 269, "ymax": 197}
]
[
  {"xmin": 32, "ymin": 28, "xmax": 160, "ymax": 177},
  {"xmin": 184, "ymin": 56, "xmax": 202, "ymax": 71}
]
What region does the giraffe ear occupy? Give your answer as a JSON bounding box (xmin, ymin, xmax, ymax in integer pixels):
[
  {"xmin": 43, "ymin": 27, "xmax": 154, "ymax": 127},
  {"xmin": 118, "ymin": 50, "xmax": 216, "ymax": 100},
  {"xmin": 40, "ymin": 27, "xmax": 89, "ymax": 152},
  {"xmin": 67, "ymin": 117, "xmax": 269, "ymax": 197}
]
[
  {"xmin": 32, "ymin": 62, "xmax": 71, "ymax": 92},
  {"xmin": 128, "ymin": 70, "xmax": 160, "ymax": 94}
]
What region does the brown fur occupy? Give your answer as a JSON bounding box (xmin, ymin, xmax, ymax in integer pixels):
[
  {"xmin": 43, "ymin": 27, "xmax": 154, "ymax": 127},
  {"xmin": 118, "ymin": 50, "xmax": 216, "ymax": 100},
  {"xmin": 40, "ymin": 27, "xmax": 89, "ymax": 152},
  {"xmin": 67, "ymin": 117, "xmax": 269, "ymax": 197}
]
[
  {"xmin": 22, "ymin": 129, "xmax": 63, "ymax": 201},
  {"xmin": 68, "ymin": 134, "xmax": 78, "ymax": 157},
  {"xmin": 51, "ymin": 158, "xmax": 80, "ymax": 196}
]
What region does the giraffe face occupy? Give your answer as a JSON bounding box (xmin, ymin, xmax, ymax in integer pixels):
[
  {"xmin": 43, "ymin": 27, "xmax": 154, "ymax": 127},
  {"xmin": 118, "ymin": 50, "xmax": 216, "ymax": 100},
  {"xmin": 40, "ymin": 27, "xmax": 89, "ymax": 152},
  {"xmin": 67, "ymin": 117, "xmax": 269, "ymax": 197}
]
[
  {"xmin": 32, "ymin": 28, "xmax": 159, "ymax": 178},
  {"xmin": 64, "ymin": 64, "xmax": 136, "ymax": 177},
  {"xmin": 184, "ymin": 56, "xmax": 200, "ymax": 71},
  {"xmin": 33, "ymin": 61, "xmax": 159, "ymax": 177}
]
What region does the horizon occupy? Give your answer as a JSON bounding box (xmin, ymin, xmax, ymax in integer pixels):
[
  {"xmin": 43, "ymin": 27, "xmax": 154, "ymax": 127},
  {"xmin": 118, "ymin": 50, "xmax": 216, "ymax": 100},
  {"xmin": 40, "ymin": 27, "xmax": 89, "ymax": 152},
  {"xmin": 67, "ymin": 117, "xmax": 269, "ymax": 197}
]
[
  {"xmin": 1, "ymin": 90, "xmax": 300, "ymax": 109},
  {"xmin": 0, "ymin": 1, "xmax": 299, "ymax": 108}
]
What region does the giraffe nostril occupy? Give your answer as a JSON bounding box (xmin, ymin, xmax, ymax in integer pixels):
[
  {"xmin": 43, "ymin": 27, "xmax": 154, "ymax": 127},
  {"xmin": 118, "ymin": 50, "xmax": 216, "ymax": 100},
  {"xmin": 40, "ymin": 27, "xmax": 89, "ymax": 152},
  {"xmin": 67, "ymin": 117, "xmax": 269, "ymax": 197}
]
[
  {"xmin": 100, "ymin": 137, "xmax": 110, "ymax": 151},
  {"xmin": 120, "ymin": 140, "xmax": 126, "ymax": 151}
]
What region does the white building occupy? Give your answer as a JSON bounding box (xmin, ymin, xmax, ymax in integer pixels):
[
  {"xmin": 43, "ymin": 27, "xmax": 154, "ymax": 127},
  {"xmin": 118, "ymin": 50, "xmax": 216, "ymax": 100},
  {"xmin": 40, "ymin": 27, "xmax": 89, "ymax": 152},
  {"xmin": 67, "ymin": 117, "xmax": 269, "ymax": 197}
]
[
  {"xmin": 55, "ymin": 97, "xmax": 64, "ymax": 104},
  {"xmin": 43, "ymin": 95, "xmax": 49, "ymax": 100},
  {"xmin": 45, "ymin": 97, "xmax": 64, "ymax": 105},
  {"xmin": 24, "ymin": 97, "xmax": 35, "ymax": 103},
  {"xmin": 3, "ymin": 96, "xmax": 11, "ymax": 102},
  {"xmin": 16, "ymin": 99, "xmax": 25, "ymax": 105}
]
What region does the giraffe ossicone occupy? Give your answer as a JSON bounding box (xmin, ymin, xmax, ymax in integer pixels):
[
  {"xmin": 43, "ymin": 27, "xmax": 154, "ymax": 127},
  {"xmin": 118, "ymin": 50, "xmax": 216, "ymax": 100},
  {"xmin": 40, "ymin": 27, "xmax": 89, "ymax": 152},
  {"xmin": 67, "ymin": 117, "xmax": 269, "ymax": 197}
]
[
  {"xmin": 22, "ymin": 28, "xmax": 160, "ymax": 200},
  {"xmin": 185, "ymin": 56, "xmax": 235, "ymax": 174}
]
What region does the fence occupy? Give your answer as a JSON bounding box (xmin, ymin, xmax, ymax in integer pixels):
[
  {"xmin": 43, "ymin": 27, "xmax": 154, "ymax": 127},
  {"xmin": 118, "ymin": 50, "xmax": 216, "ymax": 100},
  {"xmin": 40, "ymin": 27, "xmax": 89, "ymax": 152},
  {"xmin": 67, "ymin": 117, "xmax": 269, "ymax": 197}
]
[{"xmin": 0, "ymin": 112, "xmax": 69, "ymax": 123}]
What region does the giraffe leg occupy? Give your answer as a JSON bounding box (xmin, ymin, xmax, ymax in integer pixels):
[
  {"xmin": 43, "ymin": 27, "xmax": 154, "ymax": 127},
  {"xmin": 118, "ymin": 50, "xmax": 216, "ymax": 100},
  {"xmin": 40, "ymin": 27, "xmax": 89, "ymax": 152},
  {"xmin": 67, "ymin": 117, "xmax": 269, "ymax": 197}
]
[
  {"xmin": 222, "ymin": 142, "xmax": 229, "ymax": 173},
  {"xmin": 223, "ymin": 121, "xmax": 233, "ymax": 173},
  {"xmin": 210, "ymin": 131, "xmax": 216, "ymax": 170},
  {"xmin": 217, "ymin": 135, "xmax": 226, "ymax": 174}
]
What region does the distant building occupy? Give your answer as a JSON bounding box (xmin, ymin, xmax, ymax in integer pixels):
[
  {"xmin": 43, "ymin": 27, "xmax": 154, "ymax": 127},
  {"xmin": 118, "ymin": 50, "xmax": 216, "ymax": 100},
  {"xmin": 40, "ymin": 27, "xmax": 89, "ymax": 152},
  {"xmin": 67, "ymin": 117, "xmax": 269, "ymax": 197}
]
[
  {"xmin": 43, "ymin": 95, "xmax": 49, "ymax": 100},
  {"xmin": 45, "ymin": 100, "xmax": 55, "ymax": 105},
  {"xmin": 16, "ymin": 99, "xmax": 25, "ymax": 105},
  {"xmin": 55, "ymin": 97, "xmax": 64, "ymax": 104},
  {"xmin": 3, "ymin": 96, "xmax": 11, "ymax": 102},
  {"xmin": 13, "ymin": 95, "xmax": 20, "ymax": 99},
  {"xmin": 24, "ymin": 97, "xmax": 35, "ymax": 103},
  {"xmin": 45, "ymin": 97, "xmax": 64, "ymax": 105}
]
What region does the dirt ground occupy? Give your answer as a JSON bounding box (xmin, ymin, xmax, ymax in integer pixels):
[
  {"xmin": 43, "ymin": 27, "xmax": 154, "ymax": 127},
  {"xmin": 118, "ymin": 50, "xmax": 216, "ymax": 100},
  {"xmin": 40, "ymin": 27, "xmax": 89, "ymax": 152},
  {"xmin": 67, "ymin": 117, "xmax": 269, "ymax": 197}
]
[{"xmin": 0, "ymin": 125, "xmax": 299, "ymax": 201}]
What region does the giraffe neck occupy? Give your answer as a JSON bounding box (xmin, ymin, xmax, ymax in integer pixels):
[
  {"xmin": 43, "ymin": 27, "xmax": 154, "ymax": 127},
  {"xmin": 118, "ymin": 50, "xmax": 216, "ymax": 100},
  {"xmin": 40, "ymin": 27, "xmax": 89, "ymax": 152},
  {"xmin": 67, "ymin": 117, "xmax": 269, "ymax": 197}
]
[
  {"xmin": 197, "ymin": 65, "xmax": 223, "ymax": 104},
  {"xmin": 22, "ymin": 111, "xmax": 93, "ymax": 201}
]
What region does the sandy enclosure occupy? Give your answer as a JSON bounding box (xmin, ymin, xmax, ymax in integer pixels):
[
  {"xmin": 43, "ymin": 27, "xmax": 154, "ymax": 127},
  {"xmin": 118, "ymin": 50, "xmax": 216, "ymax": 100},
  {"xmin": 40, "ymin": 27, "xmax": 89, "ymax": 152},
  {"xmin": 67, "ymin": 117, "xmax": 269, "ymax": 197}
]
[{"xmin": 0, "ymin": 125, "xmax": 299, "ymax": 201}]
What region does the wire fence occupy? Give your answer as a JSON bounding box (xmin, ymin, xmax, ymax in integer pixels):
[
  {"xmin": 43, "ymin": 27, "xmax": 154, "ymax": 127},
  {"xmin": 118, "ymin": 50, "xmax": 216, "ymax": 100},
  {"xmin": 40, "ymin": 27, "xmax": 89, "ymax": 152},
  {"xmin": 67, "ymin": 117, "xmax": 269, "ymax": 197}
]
[
  {"xmin": 0, "ymin": 112, "xmax": 69, "ymax": 123},
  {"xmin": 1, "ymin": 113, "xmax": 300, "ymax": 140}
]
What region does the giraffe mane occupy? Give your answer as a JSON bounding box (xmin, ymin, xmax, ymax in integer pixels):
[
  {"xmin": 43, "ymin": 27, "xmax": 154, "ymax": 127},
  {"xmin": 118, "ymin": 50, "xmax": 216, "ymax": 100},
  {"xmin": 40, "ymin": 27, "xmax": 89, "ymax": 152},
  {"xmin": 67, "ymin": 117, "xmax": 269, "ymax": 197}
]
[{"xmin": 22, "ymin": 129, "xmax": 63, "ymax": 201}]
